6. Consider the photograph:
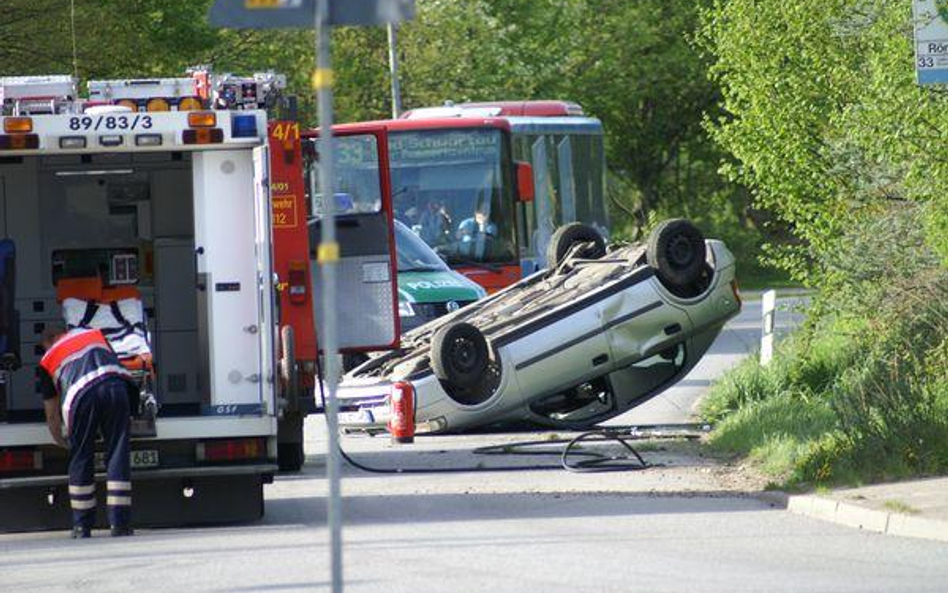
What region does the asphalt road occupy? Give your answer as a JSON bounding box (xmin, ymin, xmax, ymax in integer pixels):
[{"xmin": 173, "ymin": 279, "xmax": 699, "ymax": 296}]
[{"xmin": 5, "ymin": 293, "xmax": 947, "ymax": 593}]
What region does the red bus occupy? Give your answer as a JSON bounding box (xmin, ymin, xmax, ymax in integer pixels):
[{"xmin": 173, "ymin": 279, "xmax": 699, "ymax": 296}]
[{"xmin": 329, "ymin": 101, "xmax": 609, "ymax": 292}]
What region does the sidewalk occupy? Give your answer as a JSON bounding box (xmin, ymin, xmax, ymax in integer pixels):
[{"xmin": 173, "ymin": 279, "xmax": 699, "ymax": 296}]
[{"xmin": 786, "ymin": 477, "xmax": 948, "ymax": 543}]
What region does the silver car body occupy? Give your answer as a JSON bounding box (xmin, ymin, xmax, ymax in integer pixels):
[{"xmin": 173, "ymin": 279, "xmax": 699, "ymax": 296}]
[{"xmin": 335, "ymin": 239, "xmax": 741, "ymax": 432}]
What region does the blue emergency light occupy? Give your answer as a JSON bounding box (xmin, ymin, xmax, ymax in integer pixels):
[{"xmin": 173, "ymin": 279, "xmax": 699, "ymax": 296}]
[{"xmin": 231, "ymin": 114, "xmax": 258, "ymax": 138}]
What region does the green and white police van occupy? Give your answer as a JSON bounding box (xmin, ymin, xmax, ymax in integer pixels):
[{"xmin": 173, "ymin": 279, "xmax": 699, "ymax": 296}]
[{"xmin": 394, "ymin": 220, "xmax": 486, "ymax": 333}]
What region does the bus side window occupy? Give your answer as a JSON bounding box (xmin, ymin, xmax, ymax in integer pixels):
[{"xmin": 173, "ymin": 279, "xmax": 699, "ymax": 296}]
[
  {"xmin": 530, "ymin": 136, "xmax": 554, "ymax": 266},
  {"xmin": 556, "ymin": 136, "xmax": 576, "ymax": 223}
]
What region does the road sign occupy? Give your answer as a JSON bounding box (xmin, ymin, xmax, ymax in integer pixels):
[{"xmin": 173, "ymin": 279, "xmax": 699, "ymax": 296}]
[
  {"xmin": 914, "ymin": 0, "xmax": 948, "ymax": 85},
  {"xmin": 208, "ymin": 0, "xmax": 414, "ymax": 29}
]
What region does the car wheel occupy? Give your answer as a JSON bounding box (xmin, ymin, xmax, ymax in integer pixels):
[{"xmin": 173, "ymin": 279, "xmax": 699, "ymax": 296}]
[
  {"xmin": 278, "ymin": 441, "xmax": 305, "ymax": 472},
  {"xmin": 430, "ymin": 322, "xmax": 489, "ymax": 390},
  {"xmin": 279, "ymin": 325, "xmax": 298, "ymax": 397},
  {"xmin": 546, "ymin": 223, "xmax": 607, "ymax": 268},
  {"xmin": 647, "ymin": 219, "xmax": 706, "ymax": 290}
]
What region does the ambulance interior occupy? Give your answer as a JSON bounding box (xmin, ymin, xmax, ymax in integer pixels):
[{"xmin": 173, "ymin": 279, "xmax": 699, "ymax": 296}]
[{"xmin": 0, "ymin": 151, "xmax": 205, "ymax": 422}]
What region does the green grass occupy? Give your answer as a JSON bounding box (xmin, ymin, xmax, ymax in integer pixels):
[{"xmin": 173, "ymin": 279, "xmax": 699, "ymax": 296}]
[
  {"xmin": 883, "ymin": 499, "xmax": 919, "ymax": 515},
  {"xmin": 708, "ymin": 392, "xmax": 836, "ymax": 481},
  {"xmin": 700, "ymin": 274, "xmax": 948, "ymax": 490}
]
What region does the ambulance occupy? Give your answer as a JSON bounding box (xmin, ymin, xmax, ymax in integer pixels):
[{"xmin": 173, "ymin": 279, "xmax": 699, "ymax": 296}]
[{"xmin": 0, "ymin": 73, "xmax": 398, "ymax": 530}]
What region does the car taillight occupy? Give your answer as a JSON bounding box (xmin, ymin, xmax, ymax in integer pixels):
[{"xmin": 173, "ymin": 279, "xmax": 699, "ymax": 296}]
[
  {"xmin": 0, "ymin": 448, "xmax": 42, "ymax": 472},
  {"xmin": 182, "ymin": 128, "xmax": 224, "ymax": 145},
  {"xmin": 0, "ymin": 134, "xmax": 39, "ymax": 150},
  {"xmin": 730, "ymin": 279, "xmax": 742, "ymax": 307},
  {"xmin": 196, "ymin": 438, "xmax": 265, "ymax": 462}
]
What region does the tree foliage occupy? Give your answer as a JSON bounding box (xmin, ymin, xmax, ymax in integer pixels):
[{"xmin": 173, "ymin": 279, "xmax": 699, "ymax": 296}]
[
  {"xmin": 0, "ymin": 0, "xmax": 770, "ymax": 274},
  {"xmin": 699, "ymin": 0, "xmax": 948, "ymax": 283}
]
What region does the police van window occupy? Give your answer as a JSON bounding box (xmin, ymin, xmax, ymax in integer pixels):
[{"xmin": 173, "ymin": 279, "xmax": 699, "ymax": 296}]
[{"xmin": 306, "ymin": 135, "xmax": 382, "ymax": 217}]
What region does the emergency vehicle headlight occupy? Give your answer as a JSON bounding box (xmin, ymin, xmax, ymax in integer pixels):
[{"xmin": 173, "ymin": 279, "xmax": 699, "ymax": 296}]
[
  {"xmin": 231, "ymin": 114, "xmax": 258, "ymax": 138},
  {"xmin": 59, "ymin": 136, "xmax": 87, "ymax": 149},
  {"xmin": 182, "ymin": 128, "xmax": 223, "ymax": 145},
  {"xmin": 187, "ymin": 111, "xmax": 216, "ymax": 128},
  {"xmin": 99, "ymin": 134, "xmax": 123, "ymax": 147},
  {"xmin": 146, "ymin": 98, "xmax": 170, "ymax": 112},
  {"xmin": 0, "ymin": 134, "xmax": 39, "ymax": 150},
  {"xmin": 135, "ymin": 133, "xmax": 162, "ymax": 147},
  {"xmin": 117, "ymin": 99, "xmax": 138, "ymax": 112},
  {"xmin": 3, "ymin": 117, "xmax": 33, "ymax": 133},
  {"xmin": 178, "ymin": 97, "xmax": 202, "ymax": 111}
]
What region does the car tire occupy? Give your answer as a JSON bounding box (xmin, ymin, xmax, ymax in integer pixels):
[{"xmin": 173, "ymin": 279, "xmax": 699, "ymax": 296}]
[
  {"xmin": 279, "ymin": 325, "xmax": 298, "ymax": 397},
  {"xmin": 646, "ymin": 219, "xmax": 706, "ymax": 290},
  {"xmin": 278, "ymin": 441, "xmax": 305, "ymax": 472},
  {"xmin": 546, "ymin": 223, "xmax": 607, "ymax": 268},
  {"xmin": 430, "ymin": 322, "xmax": 489, "ymax": 390}
]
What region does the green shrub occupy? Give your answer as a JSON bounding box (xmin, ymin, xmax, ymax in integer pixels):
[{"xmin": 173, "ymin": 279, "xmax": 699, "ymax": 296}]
[{"xmin": 703, "ymin": 268, "xmax": 948, "ymax": 488}]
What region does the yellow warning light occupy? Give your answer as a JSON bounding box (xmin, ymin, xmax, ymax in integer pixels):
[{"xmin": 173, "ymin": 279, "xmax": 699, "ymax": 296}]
[
  {"xmin": 187, "ymin": 111, "xmax": 217, "ymax": 128},
  {"xmin": 117, "ymin": 99, "xmax": 138, "ymax": 112},
  {"xmin": 146, "ymin": 98, "xmax": 170, "ymax": 112},
  {"xmin": 3, "ymin": 117, "xmax": 33, "ymax": 133},
  {"xmin": 178, "ymin": 97, "xmax": 202, "ymax": 111}
]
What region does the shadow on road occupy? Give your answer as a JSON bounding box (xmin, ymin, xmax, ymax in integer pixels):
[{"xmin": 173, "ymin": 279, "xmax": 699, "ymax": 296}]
[{"xmin": 262, "ymin": 490, "xmax": 775, "ymax": 528}]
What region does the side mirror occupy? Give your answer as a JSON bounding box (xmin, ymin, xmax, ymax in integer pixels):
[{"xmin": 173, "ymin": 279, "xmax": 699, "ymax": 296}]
[{"xmin": 515, "ymin": 161, "xmax": 535, "ymax": 203}]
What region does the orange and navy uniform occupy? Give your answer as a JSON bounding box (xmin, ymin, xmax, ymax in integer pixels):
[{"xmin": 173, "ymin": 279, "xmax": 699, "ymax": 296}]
[
  {"xmin": 39, "ymin": 328, "xmax": 131, "ymax": 431},
  {"xmin": 39, "ymin": 328, "xmax": 136, "ymax": 533}
]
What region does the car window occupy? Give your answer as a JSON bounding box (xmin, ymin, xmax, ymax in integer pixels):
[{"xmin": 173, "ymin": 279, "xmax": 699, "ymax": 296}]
[{"xmin": 394, "ymin": 220, "xmax": 449, "ymax": 273}]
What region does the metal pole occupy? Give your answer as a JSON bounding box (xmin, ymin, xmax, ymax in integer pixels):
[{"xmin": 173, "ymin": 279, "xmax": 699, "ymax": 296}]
[
  {"xmin": 314, "ymin": 1, "xmax": 343, "ymax": 591},
  {"xmin": 387, "ymin": 22, "xmax": 403, "ymax": 118}
]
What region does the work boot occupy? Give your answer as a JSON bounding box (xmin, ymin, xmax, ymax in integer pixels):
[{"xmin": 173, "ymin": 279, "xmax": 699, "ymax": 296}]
[
  {"xmin": 71, "ymin": 525, "xmax": 91, "ymax": 539},
  {"xmin": 110, "ymin": 525, "xmax": 134, "ymax": 537}
]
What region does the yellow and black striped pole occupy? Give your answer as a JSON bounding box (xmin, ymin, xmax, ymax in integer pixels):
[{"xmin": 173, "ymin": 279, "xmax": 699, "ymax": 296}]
[{"xmin": 314, "ymin": 2, "xmax": 343, "ymax": 591}]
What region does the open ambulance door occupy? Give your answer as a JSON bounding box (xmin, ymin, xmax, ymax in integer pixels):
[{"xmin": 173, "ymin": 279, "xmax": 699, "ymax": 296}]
[
  {"xmin": 306, "ymin": 127, "xmax": 399, "ymax": 353},
  {"xmin": 192, "ymin": 145, "xmax": 275, "ymax": 414}
]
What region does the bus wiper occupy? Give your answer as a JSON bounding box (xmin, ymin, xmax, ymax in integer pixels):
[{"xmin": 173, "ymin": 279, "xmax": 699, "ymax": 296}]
[
  {"xmin": 400, "ymin": 265, "xmax": 444, "ymax": 272},
  {"xmin": 444, "ymin": 257, "xmax": 503, "ymax": 273}
]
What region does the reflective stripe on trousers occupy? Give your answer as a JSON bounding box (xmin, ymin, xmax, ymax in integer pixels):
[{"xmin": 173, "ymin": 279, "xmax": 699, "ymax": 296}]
[{"xmin": 68, "ymin": 377, "xmax": 132, "ymax": 530}]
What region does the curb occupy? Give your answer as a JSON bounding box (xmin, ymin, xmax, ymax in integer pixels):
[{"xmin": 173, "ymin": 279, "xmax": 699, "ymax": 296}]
[{"xmin": 787, "ymin": 494, "xmax": 948, "ymax": 543}]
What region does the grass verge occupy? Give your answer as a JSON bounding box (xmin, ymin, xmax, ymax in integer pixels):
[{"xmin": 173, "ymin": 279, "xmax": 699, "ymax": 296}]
[{"xmin": 701, "ymin": 270, "xmax": 948, "ymax": 490}]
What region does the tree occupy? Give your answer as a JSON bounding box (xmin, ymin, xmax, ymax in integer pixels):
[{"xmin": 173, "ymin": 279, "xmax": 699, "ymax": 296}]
[{"xmin": 699, "ymin": 0, "xmax": 948, "ymax": 282}]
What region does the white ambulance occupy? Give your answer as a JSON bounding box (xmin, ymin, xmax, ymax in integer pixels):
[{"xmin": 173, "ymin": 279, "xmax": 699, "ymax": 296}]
[{"xmin": 0, "ymin": 74, "xmax": 284, "ymax": 530}]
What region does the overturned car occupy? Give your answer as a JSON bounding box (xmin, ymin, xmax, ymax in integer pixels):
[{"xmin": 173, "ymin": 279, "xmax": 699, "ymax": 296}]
[{"xmin": 335, "ymin": 219, "xmax": 742, "ymax": 433}]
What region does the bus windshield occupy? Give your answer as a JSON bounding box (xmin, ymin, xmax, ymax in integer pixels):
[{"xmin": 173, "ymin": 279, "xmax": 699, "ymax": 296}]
[{"xmin": 388, "ymin": 128, "xmax": 517, "ymax": 265}]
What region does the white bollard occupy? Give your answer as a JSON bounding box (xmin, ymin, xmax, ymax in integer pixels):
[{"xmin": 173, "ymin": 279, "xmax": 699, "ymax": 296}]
[{"xmin": 761, "ymin": 289, "xmax": 776, "ymax": 365}]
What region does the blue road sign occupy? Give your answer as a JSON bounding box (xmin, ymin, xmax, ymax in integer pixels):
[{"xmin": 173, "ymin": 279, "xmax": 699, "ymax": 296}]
[{"xmin": 209, "ymin": 0, "xmax": 414, "ymax": 29}]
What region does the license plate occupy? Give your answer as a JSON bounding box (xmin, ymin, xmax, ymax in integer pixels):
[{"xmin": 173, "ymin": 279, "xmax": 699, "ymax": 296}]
[
  {"xmin": 338, "ymin": 409, "xmax": 378, "ymax": 425},
  {"xmin": 95, "ymin": 449, "xmax": 159, "ymax": 470}
]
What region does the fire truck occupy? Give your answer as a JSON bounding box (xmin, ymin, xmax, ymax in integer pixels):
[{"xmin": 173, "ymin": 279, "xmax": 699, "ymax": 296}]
[{"xmin": 0, "ymin": 73, "xmax": 398, "ymax": 530}]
